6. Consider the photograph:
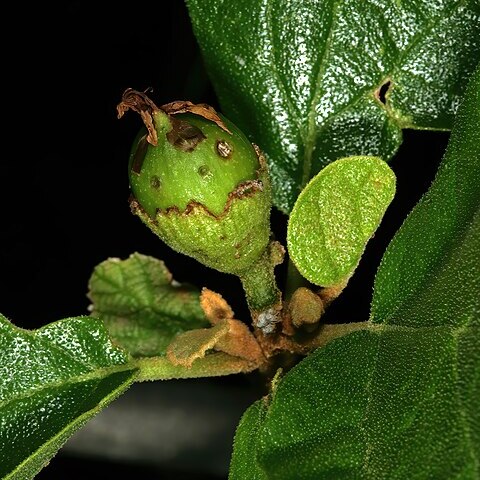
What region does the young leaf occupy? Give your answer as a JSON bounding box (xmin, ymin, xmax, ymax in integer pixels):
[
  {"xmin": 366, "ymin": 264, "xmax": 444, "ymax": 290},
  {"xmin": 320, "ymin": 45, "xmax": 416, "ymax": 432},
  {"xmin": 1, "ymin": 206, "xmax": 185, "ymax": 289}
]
[
  {"xmin": 0, "ymin": 315, "xmax": 136, "ymax": 480},
  {"xmin": 186, "ymin": 0, "xmax": 480, "ymax": 212},
  {"xmin": 88, "ymin": 253, "xmax": 209, "ymax": 357},
  {"xmin": 287, "ymin": 156, "xmax": 395, "ymax": 286},
  {"xmin": 229, "ymin": 66, "xmax": 479, "ymax": 479}
]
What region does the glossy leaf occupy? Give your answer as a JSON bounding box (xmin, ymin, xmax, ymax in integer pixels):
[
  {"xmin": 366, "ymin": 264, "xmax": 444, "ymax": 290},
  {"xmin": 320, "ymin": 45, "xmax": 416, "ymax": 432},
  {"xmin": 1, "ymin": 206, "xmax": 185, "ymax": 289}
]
[
  {"xmin": 287, "ymin": 156, "xmax": 395, "ymax": 286},
  {"xmin": 186, "ymin": 0, "xmax": 480, "ymax": 212},
  {"xmin": 229, "ymin": 66, "xmax": 480, "ymax": 479},
  {"xmin": 0, "ymin": 315, "xmax": 136, "ymax": 480},
  {"xmin": 88, "ymin": 252, "xmax": 209, "ymax": 357}
]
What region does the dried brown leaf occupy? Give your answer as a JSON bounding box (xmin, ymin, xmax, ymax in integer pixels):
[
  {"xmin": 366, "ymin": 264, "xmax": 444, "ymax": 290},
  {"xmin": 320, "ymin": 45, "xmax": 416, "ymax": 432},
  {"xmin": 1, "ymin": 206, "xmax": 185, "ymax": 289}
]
[
  {"xmin": 166, "ymin": 321, "xmax": 230, "ymax": 367},
  {"xmin": 215, "ymin": 319, "xmax": 265, "ymax": 364},
  {"xmin": 117, "ymin": 88, "xmax": 160, "ymax": 145},
  {"xmin": 161, "ymin": 100, "xmax": 232, "ymax": 134}
]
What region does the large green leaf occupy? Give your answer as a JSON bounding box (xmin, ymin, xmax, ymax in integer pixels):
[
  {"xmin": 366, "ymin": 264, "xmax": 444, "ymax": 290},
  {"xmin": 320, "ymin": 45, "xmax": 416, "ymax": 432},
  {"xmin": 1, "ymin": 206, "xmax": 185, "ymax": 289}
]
[
  {"xmin": 88, "ymin": 252, "xmax": 209, "ymax": 357},
  {"xmin": 371, "ymin": 63, "xmax": 480, "ymax": 327},
  {"xmin": 287, "ymin": 156, "xmax": 395, "ymax": 286},
  {"xmin": 230, "ymin": 327, "xmax": 479, "ymax": 479},
  {"xmin": 0, "ymin": 315, "xmax": 136, "ymax": 480},
  {"xmin": 229, "ymin": 66, "xmax": 480, "ymax": 478},
  {"xmin": 186, "ymin": 0, "xmax": 480, "ymax": 212}
]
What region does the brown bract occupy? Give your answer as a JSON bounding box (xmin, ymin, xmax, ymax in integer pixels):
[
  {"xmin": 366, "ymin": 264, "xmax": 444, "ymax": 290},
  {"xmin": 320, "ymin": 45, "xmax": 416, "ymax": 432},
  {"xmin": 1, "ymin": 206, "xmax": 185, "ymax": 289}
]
[
  {"xmin": 289, "ymin": 287, "xmax": 324, "ymax": 328},
  {"xmin": 200, "ymin": 288, "xmax": 234, "ymax": 325},
  {"xmin": 166, "ymin": 287, "xmax": 265, "ymax": 370},
  {"xmin": 161, "ymin": 100, "xmax": 232, "ymax": 134}
]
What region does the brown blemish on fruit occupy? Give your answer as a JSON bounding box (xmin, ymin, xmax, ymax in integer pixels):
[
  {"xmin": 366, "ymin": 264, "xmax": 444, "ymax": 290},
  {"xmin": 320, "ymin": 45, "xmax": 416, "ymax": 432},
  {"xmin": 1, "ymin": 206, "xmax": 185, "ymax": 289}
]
[
  {"xmin": 159, "ymin": 176, "xmax": 266, "ymax": 219},
  {"xmin": 150, "ymin": 175, "xmax": 161, "ymax": 189},
  {"xmin": 198, "ymin": 165, "xmax": 211, "ymax": 178},
  {"xmin": 162, "ymin": 100, "xmax": 232, "ymax": 134},
  {"xmin": 167, "ymin": 116, "xmax": 206, "ymax": 152},
  {"xmin": 236, "ymin": 180, "xmax": 264, "ymax": 196},
  {"xmin": 216, "ymin": 140, "xmax": 233, "ymax": 159},
  {"xmin": 133, "ymin": 144, "xmax": 269, "ymax": 221}
]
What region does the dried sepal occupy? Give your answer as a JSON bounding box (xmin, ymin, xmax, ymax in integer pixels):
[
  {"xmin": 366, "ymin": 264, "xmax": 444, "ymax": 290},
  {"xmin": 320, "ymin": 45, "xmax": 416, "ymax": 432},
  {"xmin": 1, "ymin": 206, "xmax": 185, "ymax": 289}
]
[
  {"xmin": 161, "ymin": 100, "xmax": 232, "ymax": 134},
  {"xmin": 117, "ymin": 88, "xmax": 160, "ymax": 145},
  {"xmin": 166, "ymin": 321, "xmax": 230, "ymax": 368},
  {"xmin": 215, "ymin": 319, "xmax": 265, "ymax": 364}
]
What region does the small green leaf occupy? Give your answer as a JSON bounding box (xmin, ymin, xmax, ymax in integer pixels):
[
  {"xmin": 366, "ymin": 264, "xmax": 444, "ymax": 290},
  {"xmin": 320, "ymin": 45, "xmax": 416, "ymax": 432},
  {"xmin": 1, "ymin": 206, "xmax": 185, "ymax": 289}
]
[
  {"xmin": 0, "ymin": 315, "xmax": 136, "ymax": 480},
  {"xmin": 186, "ymin": 0, "xmax": 480, "ymax": 212},
  {"xmin": 287, "ymin": 156, "xmax": 395, "ymax": 286},
  {"xmin": 88, "ymin": 252, "xmax": 209, "ymax": 357},
  {"xmin": 371, "ymin": 64, "xmax": 480, "ymax": 327}
]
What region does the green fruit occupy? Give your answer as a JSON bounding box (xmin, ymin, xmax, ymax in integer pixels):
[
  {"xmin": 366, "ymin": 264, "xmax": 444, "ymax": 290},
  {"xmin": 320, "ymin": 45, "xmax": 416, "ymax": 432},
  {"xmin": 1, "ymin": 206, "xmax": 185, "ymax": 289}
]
[{"xmin": 123, "ymin": 92, "xmax": 272, "ymax": 276}]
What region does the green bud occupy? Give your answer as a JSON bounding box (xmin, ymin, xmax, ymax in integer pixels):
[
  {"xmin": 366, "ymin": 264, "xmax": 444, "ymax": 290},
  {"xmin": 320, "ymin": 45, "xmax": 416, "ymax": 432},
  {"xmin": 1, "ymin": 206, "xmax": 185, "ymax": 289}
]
[{"xmin": 118, "ymin": 90, "xmax": 272, "ymax": 277}]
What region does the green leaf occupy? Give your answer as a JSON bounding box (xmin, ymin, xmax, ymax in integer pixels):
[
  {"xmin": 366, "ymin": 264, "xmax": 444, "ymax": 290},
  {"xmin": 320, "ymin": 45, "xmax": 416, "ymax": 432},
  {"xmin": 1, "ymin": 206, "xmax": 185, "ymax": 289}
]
[
  {"xmin": 88, "ymin": 252, "xmax": 209, "ymax": 357},
  {"xmin": 186, "ymin": 0, "xmax": 480, "ymax": 212},
  {"xmin": 230, "ymin": 327, "xmax": 479, "ymax": 479},
  {"xmin": 0, "ymin": 315, "xmax": 136, "ymax": 480},
  {"xmin": 229, "ymin": 66, "xmax": 480, "ymax": 479},
  {"xmin": 371, "ymin": 64, "xmax": 480, "ymax": 327},
  {"xmin": 287, "ymin": 156, "xmax": 395, "ymax": 286},
  {"xmin": 230, "ymin": 399, "xmax": 268, "ymax": 480}
]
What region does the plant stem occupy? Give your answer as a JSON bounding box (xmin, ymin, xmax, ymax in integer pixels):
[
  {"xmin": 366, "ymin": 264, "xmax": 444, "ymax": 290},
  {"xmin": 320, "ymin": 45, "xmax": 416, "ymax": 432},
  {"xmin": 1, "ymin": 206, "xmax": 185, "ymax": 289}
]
[
  {"xmin": 238, "ymin": 247, "xmax": 282, "ymax": 330},
  {"xmin": 239, "ymin": 250, "xmax": 281, "ymax": 312},
  {"xmin": 284, "ymin": 257, "xmax": 309, "ymax": 301}
]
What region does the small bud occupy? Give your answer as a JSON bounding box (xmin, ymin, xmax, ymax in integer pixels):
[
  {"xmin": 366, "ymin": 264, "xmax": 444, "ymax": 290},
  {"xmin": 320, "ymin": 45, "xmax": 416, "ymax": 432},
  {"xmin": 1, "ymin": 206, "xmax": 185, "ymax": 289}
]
[{"xmin": 289, "ymin": 287, "xmax": 324, "ymax": 328}]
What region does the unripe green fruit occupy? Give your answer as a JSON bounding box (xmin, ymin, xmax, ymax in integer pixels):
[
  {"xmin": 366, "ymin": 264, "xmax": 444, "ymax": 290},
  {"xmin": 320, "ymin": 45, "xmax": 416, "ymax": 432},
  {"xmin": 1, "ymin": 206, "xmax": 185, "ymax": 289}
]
[{"xmin": 127, "ymin": 103, "xmax": 272, "ymax": 276}]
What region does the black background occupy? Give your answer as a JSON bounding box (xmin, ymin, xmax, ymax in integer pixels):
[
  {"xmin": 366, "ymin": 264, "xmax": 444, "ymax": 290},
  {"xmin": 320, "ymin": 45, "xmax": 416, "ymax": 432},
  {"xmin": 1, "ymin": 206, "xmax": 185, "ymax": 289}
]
[{"xmin": 1, "ymin": 2, "xmax": 449, "ymax": 478}]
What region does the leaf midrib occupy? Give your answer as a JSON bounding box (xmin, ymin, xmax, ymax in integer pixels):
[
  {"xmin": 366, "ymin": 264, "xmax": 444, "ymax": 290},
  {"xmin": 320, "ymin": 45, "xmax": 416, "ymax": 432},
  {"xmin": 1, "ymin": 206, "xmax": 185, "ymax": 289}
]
[
  {"xmin": 300, "ymin": 0, "xmax": 465, "ymax": 190},
  {"xmin": 0, "ymin": 363, "xmax": 136, "ymax": 410}
]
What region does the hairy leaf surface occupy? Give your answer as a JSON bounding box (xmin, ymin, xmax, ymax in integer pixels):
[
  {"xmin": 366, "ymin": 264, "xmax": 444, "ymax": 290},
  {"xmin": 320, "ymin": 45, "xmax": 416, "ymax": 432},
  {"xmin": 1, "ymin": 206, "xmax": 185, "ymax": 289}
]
[
  {"xmin": 371, "ymin": 64, "xmax": 480, "ymax": 327},
  {"xmin": 287, "ymin": 156, "xmax": 395, "ymax": 286},
  {"xmin": 88, "ymin": 253, "xmax": 209, "ymax": 357},
  {"xmin": 187, "ymin": 0, "xmax": 480, "ymax": 212}
]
